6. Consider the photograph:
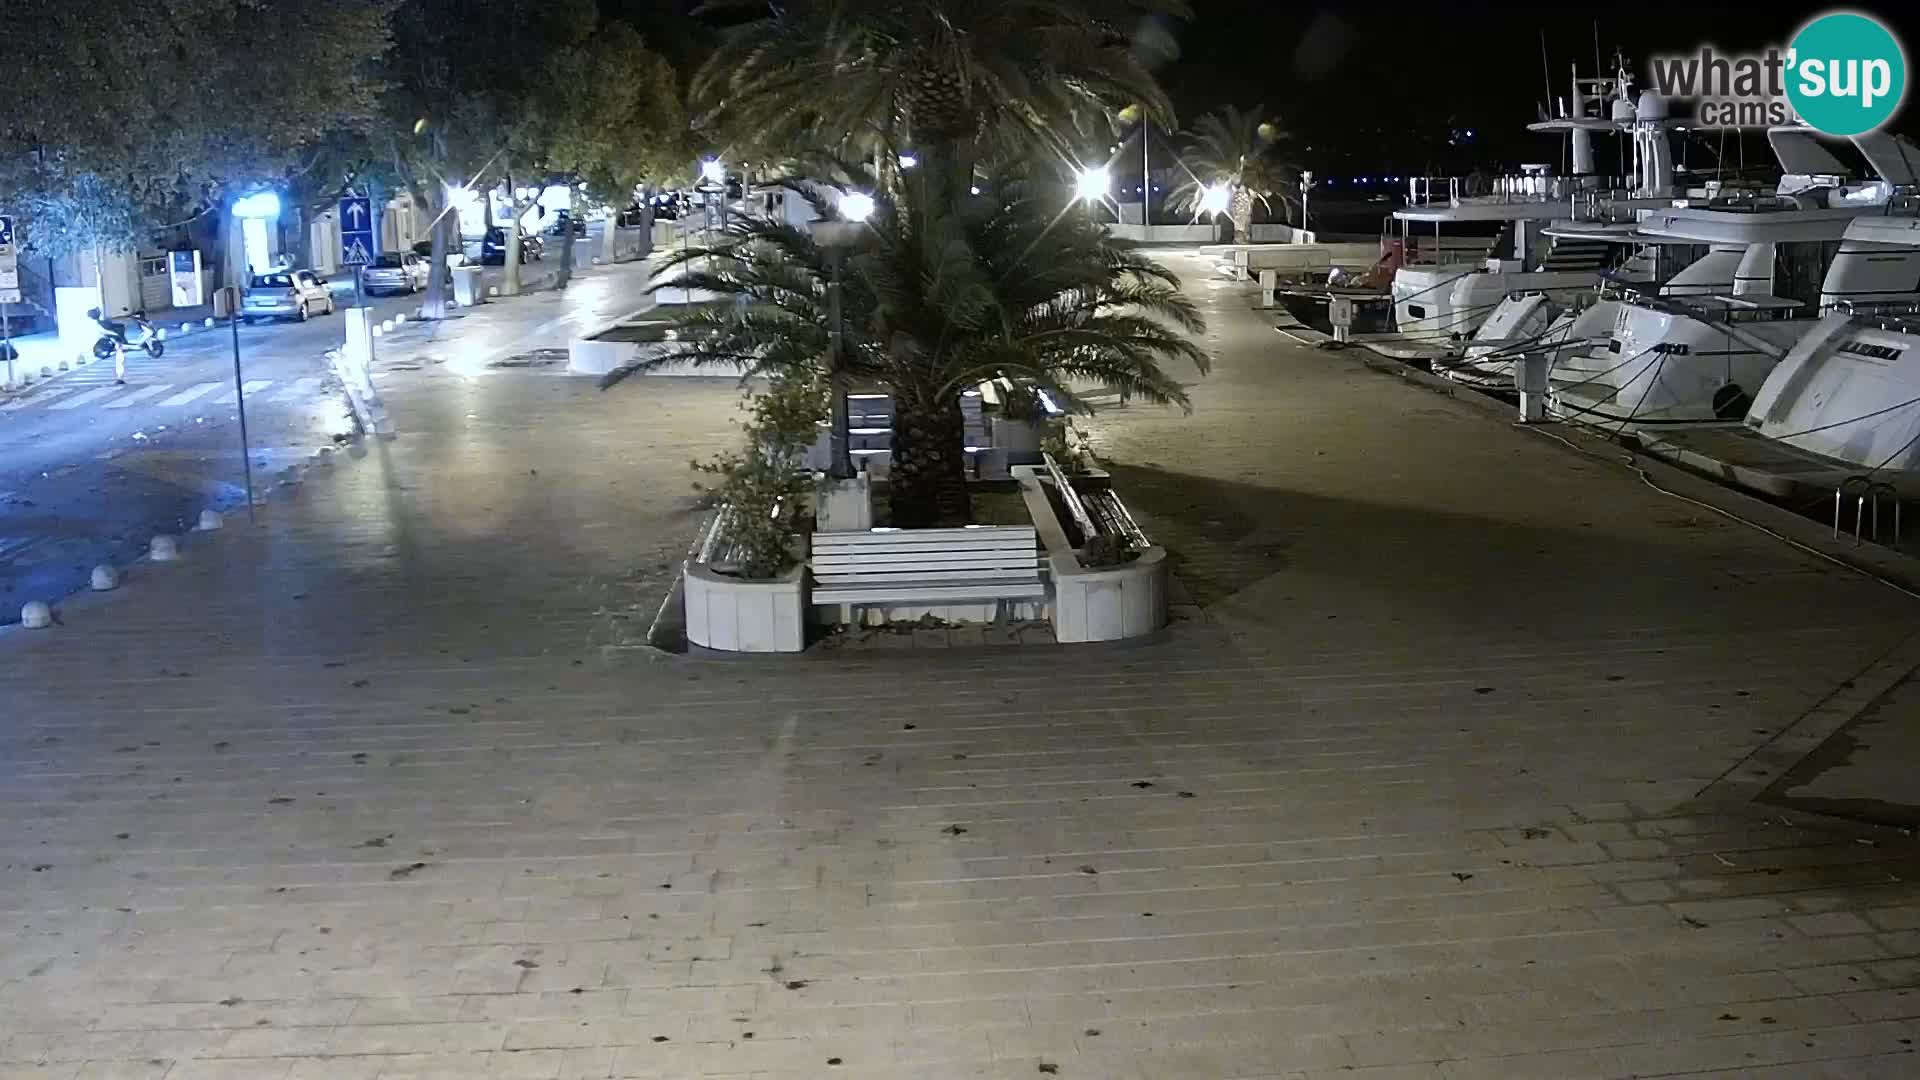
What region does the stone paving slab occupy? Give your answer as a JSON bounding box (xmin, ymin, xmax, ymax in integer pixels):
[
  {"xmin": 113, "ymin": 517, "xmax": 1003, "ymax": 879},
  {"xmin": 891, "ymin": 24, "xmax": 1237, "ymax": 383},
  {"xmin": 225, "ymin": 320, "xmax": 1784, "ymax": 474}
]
[{"xmin": 2, "ymin": 253, "xmax": 1919, "ymax": 1078}]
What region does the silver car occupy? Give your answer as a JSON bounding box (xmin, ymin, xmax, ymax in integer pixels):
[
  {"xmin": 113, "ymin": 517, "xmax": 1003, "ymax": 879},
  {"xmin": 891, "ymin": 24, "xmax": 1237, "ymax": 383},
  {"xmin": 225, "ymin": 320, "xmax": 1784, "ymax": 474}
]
[
  {"xmin": 243, "ymin": 269, "xmax": 336, "ymax": 322},
  {"xmin": 360, "ymin": 252, "xmax": 431, "ymax": 295}
]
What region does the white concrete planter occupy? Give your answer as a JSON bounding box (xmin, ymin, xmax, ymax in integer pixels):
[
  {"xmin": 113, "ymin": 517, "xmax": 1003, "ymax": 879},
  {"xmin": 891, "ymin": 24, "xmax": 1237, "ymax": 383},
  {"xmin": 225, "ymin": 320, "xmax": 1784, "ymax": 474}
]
[
  {"xmin": 569, "ymin": 308, "xmax": 746, "ymax": 377},
  {"xmin": 991, "ymin": 415, "xmax": 1046, "ymax": 455},
  {"xmin": 684, "ymin": 562, "xmax": 806, "ymax": 653},
  {"xmin": 1048, "ymin": 547, "xmax": 1168, "ymax": 643},
  {"xmin": 1014, "ymin": 465, "xmax": 1168, "ymax": 643}
]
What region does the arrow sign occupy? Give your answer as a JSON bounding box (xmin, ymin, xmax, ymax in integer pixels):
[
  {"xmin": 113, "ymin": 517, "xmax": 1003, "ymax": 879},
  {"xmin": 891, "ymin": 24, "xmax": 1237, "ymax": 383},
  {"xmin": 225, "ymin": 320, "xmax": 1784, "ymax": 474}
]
[
  {"xmin": 339, "ymin": 196, "xmax": 371, "ymax": 230},
  {"xmin": 338, "ymin": 196, "xmax": 376, "ymax": 267}
]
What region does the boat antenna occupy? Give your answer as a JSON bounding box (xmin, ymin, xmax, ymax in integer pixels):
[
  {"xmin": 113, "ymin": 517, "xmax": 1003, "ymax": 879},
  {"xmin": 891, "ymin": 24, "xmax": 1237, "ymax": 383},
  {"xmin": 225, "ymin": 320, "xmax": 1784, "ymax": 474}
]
[
  {"xmin": 1593, "ymin": 21, "xmax": 1604, "ymax": 86},
  {"xmin": 1540, "ymin": 30, "xmax": 1555, "ymax": 117}
]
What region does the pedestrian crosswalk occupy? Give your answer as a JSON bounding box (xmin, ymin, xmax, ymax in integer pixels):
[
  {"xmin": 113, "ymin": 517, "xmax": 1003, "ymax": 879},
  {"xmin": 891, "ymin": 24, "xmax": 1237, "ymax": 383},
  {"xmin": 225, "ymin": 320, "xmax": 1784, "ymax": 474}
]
[{"xmin": 1, "ymin": 376, "xmax": 327, "ymax": 415}]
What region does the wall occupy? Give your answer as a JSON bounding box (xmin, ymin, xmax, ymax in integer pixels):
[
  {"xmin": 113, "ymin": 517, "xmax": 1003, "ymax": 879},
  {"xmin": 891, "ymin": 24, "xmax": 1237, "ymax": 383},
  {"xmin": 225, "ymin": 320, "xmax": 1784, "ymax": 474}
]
[{"xmin": 1104, "ymin": 223, "xmax": 1219, "ymax": 243}]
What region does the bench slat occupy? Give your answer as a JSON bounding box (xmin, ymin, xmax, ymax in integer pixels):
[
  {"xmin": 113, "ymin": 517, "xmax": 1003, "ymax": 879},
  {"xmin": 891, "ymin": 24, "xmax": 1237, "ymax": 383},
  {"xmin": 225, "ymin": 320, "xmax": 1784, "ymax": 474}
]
[
  {"xmin": 813, "ymin": 582, "xmax": 1047, "ymax": 604},
  {"xmin": 814, "ymin": 527, "xmax": 1034, "ymax": 548},
  {"xmin": 815, "ymin": 555, "xmax": 1040, "ymax": 571},
  {"xmin": 816, "ymin": 571, "xmax": 1041, "ymax": 587}
]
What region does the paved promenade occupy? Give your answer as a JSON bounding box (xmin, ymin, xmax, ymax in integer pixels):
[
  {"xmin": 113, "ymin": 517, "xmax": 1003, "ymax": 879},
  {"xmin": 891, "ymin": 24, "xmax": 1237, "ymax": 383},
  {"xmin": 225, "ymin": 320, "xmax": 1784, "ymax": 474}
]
[{"xmin": 2, "ymin": 252, "xmax": 1919, "ymax": 1079}]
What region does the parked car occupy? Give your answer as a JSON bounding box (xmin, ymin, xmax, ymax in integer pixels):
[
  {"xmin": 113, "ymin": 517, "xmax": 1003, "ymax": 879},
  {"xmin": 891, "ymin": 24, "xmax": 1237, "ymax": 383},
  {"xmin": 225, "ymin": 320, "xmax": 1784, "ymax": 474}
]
[
  {"xmin": 480, "ymin": 227, "xmax": 544, "ymax": 265},
  {"xmin": 360, "ymin": 252, "xmax": 431, "ymax": 295},
  {"xmin": 547, "ymin": 211, "xmax": 586, "ymax": 238},
  {"xmin": 408, "ymin": 240, "xmax": 470, "ymax": 266},
  {"xmin": 243, "ymin": 268, "xmax": 335, "ymax": 322}
]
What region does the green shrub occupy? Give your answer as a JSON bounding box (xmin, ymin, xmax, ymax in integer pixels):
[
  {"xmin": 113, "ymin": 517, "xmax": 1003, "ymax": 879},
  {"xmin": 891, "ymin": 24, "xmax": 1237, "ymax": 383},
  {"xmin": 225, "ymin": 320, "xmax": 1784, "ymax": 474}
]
[{"xmin": 693, "ymin": 375, "xmax": 827, "ymax": 579}]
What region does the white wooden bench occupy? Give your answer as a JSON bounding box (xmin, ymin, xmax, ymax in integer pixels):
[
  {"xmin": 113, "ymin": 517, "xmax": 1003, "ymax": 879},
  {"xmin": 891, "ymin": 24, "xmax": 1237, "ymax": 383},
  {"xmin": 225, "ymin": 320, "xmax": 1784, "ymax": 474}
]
[{"xmin": 810, "ymin": 526, "xmax": 1046, "ymax": 623}]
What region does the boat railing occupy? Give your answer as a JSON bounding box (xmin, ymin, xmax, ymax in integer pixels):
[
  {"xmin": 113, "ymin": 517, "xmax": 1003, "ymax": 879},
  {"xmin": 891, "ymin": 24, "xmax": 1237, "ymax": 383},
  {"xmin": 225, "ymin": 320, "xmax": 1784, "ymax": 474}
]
[
  {"xmin": 1407, "ymin": 174, "xmax": 1627, "ymax": 209},
  {"xmin": 1828, "ymin": 298, "xmax": 1920, "ymax": 322}
]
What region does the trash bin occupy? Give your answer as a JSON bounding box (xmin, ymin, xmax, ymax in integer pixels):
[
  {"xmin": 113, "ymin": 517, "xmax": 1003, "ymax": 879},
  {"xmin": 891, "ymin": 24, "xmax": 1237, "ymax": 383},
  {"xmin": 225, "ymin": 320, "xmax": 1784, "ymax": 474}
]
[{"xmin": 451, "ymin": 265, "xmax": 485, "ymax": 307}]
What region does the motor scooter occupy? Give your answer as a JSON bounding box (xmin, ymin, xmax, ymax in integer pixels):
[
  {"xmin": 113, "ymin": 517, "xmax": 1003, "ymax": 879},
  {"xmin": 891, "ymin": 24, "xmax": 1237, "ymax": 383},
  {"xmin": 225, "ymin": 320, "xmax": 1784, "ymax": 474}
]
[{"xmin": 90, "ymin": 308, "xmax": 165, "ymax": 361}]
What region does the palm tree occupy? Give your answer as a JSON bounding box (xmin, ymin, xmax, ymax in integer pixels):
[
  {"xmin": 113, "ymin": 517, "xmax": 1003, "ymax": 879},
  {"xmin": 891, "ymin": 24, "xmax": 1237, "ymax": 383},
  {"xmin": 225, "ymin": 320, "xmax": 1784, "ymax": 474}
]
[
  {"xmin": 643, "ymin": 172, "xmax": 1209, "ymax": 528},
  {"xmin": 1169, "ymin": 104, "xmax": 1296, "ymax": 241},
  {"xmin": 694, "ymin": 0, "xmax": 1187, "ymax": 206}
]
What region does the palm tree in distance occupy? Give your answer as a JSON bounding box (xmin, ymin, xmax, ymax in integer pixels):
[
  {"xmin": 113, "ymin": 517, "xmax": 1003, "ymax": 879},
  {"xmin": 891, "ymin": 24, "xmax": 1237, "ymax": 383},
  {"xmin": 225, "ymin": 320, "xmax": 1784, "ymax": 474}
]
[
  {"xmin": 694, "ymin": 0, "xmax": 1188, "ymax": 205},
  {"xmin": 1169, "ymin": 104, "xmax": 1296, "ymax": 241},
  {"xmin": 643, "ymin": 172, "xmax": 1209, "ymax": 528}
]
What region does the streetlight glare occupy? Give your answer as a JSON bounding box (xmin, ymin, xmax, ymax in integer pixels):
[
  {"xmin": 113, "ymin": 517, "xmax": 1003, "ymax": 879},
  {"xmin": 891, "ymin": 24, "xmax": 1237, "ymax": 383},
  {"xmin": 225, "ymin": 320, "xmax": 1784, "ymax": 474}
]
[
  {"xmin": 1198, "ymin": 182, "xmax": 1231, "ymax": 216},
  {"xmin": 701, "ymin": 159, "xmax": 726, "ymax": 183},
  {"xmin": 1075, "ymin": 165, "xmax": 1110, "ymax": 202},
  {"xmin": 231, "ymin": 191, "xmax": 282, "ymax": 219},
  {"xmin": 839, "ymin": 191, "xmax": 875, "ymax": 222},
  {"xmin": 899, "ymin": 153, "xmax": 918, "ymax": 169}
]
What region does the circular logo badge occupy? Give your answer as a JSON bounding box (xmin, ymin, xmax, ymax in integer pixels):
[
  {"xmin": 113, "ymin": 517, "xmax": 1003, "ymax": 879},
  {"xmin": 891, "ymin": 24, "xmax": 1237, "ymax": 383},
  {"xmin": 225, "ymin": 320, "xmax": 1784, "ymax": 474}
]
[{"xmin": 1788, "ymin": 12, "xmax": 1907, "ymax": 135}]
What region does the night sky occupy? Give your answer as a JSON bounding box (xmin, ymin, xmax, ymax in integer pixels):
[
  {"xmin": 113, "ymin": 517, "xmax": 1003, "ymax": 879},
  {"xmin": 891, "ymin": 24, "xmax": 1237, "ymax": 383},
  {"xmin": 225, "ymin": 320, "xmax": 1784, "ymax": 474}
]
[{"xmin": 1162, "ymin": 1, "xmax": 1920, "ymax": 175}]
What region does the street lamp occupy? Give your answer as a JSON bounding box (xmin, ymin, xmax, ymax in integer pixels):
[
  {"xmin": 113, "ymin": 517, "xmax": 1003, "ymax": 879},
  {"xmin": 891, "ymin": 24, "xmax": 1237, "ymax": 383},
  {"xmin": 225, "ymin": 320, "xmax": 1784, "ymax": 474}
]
[
  {"xmin": 1075, "ymin": 165, "xmax": 1110, "ymax": 203},
  {"xmin": 814, "ymin": 206, "xmax": 872, "ymax": 480},
  {"xmin": 1300, "ymin": 170, "xmax": 1315, "ymax": 234},
  {"xmin": 1198, "ymin": 182, "xmax": 1231, "ymax": 217},
  {"xmin": 837, "ymin": 190, "xmax": 875, "ymax": 223},
  {"xmin": 899, "ymin": 153, "xmax": 918, "ymax": 169},
  {"xmin": 700, "ymin": 159, "xmax": 725, "ymax": 184}
]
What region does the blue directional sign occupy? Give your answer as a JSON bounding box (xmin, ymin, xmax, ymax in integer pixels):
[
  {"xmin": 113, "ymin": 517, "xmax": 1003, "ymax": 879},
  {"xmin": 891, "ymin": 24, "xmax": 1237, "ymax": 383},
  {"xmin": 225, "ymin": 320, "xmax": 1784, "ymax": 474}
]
[{"xmin": 338, "ymin": 195, "xmax": 375, "ymax": 266}]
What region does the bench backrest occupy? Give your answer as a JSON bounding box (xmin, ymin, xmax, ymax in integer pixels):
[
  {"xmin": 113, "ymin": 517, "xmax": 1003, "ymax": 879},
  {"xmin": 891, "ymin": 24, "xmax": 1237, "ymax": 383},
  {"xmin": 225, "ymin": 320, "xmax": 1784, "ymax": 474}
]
[{"xmin": 812, "ymin": 526, "xmax": 1041, "ymax": 587}]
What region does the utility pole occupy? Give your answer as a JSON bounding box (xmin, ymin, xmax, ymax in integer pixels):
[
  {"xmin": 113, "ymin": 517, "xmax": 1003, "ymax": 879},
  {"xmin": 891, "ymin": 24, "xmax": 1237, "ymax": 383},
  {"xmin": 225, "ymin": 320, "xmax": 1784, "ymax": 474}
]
[
  {"xmin": 1142, "ymin": 119, "xmax": 1151, "ymax": 227},
  {"xmin": 215, "ymin": 288, "xmax": 257, "ymax": 519}
]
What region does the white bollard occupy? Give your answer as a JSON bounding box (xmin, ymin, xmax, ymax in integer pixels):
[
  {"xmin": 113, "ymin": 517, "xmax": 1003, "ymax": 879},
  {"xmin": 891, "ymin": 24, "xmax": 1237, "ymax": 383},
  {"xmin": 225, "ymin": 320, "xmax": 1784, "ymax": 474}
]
[
  {"xmin": 196, "ymin": 509, "xmax": 223, "ymax": 531},
  {"xmin": 204, "ymin": 317, "xmax": 216, "ymax": 328},
  {"xmin": 40, "ymin": 365, "xmax": 52, "ymax": 378},
  {"xmin": 90, "ymin": 565, "xmax": 119, "ymax": 591},
  {"xmin": 57, "ymin": 360, "xmax": 69, "ymax": 371},
  {"xmin": 149, "ymin": 535, "xmax": 180, "ymax": 561},
  {"xmin": 20, "ymin": 601, "xmax": 52, "ymax": 629},
  {"xmin": 181, "ymin": 322, "xmax": 192, "ymax": 334},
  {"xmin": 395, "ymin": 314, "xmax": 406, "ymax": 325},
  {"xmin": 372, "ymin": 326, "xmax": 383, "ymax": 338},
  {"xmin": 489, "ymin": 286, "xmax": 499, "ymax": 297},
  {"xmin": 155, "ymin": 328, "xmax": 167, "ymax": 341},
  {"xmin": 1516, "ymin": 352, "xmax": 1549, "ymax": 424}
]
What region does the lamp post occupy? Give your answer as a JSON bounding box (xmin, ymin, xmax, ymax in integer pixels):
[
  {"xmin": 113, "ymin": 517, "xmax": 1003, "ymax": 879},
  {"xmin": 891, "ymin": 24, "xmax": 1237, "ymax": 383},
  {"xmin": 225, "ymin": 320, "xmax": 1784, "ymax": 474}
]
[
  {"xmin": 813, "ymin": 191, "xmax": 874, "ymax": 480},
  {"xmin": 1301, "ymin": 170, "xmax": 1315, "ymax": 235}
]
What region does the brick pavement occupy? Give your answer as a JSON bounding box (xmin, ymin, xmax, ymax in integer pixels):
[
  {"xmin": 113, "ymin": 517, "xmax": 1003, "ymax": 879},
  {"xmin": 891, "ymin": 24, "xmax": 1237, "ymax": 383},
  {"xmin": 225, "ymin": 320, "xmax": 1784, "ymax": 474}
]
[{"xmin": 2, "ymin": 251, "xmax": 1919, "ymax": 1078}]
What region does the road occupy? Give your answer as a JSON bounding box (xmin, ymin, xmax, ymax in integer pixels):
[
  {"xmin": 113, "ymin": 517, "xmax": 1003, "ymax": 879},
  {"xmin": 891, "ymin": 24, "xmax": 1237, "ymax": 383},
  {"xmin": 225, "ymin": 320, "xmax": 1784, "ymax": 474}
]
[{"xmin": 0, "ymin": 238, "xmax": 605, "ymax": 621}]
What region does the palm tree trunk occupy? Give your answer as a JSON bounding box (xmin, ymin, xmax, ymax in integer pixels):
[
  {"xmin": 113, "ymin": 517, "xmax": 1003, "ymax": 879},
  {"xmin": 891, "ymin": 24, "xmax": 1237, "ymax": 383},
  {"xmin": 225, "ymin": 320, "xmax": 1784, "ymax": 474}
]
[
  {"xmin": 1231, "ymin": 188, "xmax": 1254, "ymax": 244},
  {"xmin": 888, "ymin": 394, "xmax": 971, "ymax": 528}
]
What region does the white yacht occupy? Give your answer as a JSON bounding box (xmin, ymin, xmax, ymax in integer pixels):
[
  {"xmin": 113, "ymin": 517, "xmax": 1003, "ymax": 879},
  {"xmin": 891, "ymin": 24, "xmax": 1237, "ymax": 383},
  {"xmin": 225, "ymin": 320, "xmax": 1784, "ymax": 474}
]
[
  {"xmin": 1434, "ymin": 123, "xmax": 1845, "ymax": 392},
  {"xmin": 1545, "ymin": 132, "xmax": 1919, "ymax": 428},
  {"xmin": 1387, "ymin": 65, "xmax": 1682, "ymax": 348}
]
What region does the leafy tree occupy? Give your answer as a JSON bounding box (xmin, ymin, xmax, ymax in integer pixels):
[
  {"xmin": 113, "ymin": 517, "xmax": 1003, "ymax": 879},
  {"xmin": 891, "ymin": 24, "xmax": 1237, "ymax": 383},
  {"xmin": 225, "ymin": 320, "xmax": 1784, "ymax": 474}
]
[
  {"xmin": 540, "ymin": 24, "xmax": 698, "ymax": 200},
  {"xmin": 530, "ymin": 22, "xmax": 697, "ymax": 288},
  {"xmin": 381, "ymin": 0, "xmax": 694, "ymax": 310},
  {"xmin": 645, "ymin": 172, "xmax": 1208, "ymax": 527},
  {"xmin": 695, "ymin": 0, "xmax": 1187, "ymax": 206},
  {"xmin": 2, "ymin": 0, "xmax": 393, "ymax": 276},
  {"xmin": 377, "ymin": 0, "xmax": 584, "ymax": 315},
  {"xmin": 1168, "ymin": 104, "xmax": 1296, "ymax": 241}
]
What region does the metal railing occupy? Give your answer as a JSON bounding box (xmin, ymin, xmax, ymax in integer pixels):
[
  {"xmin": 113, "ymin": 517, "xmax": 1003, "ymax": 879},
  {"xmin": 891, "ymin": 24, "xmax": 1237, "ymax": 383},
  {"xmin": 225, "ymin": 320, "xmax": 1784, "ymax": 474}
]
[
  {"xmin": 1835, "ymin": 476, "xmax": 1904, "ymax": 547},
  {"xmin": 1406, "ymin": 174, "xmax": 1629, "ymax": 209}
]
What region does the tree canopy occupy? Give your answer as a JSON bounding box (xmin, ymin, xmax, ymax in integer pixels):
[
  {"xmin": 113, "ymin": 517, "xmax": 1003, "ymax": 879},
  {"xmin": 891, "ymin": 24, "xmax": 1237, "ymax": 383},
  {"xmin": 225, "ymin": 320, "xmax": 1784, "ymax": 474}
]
[{"xmin": 2, "ymin": 0, "xmax": 395, "ymax": 255}]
